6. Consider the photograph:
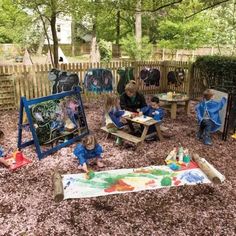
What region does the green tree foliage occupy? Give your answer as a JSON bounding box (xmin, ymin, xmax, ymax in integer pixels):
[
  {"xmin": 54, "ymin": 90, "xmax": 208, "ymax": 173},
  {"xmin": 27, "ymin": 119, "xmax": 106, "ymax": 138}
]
[
  {"xmin": 98, "ymin": 39, "xmax": 112, "ymax": 63},
  {"xmin": 120, "ymin": 34, "xmax": 153, "ymax": 60},
  {"xmin": 208, "ymin": 0, "xmax": 236, "ymax": 55},
  {"xmin": 194, "ymin": 55, "xmax": 236, "ymax": 91},
  {"xmin": 0, "ymin": 0, "xmax": 31, "ymax": 43},
  {"xmin": 158, "ymin": 0, "xmax": 213, "ymax": 49},
  {"xmin": 15, "ymin": 0, "xmax": 77, "ymax": 66}
]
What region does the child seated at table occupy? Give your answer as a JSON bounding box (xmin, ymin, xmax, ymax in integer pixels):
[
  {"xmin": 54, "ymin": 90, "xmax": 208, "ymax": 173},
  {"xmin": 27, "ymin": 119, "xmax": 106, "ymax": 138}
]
[
  {"xmin": 104, "ymin": 94, "xmax": 127, "ymax": 130},
  {"xmin": 141, "ymin": 96, "xmax": 164, "ymax": 122},
  {"xmin": 195, "ymin": 89, "xmax": 227, "ymax": 145},
  {"xmin": 141, "ymin": 96, "xmax": 164, "ymax": 141},
  {"xmin": 73, "ymin": 135, "xmax": 104, "ymax": 173}
]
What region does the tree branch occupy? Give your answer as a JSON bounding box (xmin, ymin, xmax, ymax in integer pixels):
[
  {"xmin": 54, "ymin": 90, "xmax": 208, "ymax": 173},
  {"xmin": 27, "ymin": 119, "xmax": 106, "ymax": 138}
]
[
  {"xmin": 185, "ymin": 0, "xmax": 230, "ymax": 19},
  {"xmin": 145, "ymin": 0, "xmax": 183, "ymax": 13},
  {"xmin": 94, "ymin": 0, "xmax": 183, "ymax": 13}
]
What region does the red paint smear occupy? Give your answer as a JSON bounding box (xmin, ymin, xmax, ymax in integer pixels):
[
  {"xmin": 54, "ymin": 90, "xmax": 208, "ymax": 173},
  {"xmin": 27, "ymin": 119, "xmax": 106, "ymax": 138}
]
[{"xmin": 105, "ymin": 179, "xmax": 135, "ymax": 193}]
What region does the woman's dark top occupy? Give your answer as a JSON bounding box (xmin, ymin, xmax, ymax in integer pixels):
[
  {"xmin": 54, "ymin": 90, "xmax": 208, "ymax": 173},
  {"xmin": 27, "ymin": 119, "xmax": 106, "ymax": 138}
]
[{"xmin": 120, "ymin": 92, "xmax": 147, "ymax": 112}]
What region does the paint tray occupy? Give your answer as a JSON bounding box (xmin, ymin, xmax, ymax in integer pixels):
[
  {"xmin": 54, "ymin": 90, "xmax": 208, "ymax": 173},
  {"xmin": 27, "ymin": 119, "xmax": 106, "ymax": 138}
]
[{"xmin": 3, "ymin": 151, "xmax": 32, "ymax": 171}]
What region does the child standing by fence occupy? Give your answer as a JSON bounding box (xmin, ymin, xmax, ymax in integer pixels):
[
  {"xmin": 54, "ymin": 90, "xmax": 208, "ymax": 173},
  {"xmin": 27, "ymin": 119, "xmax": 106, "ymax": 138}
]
[{"xmin": 195, "ymin": 89, "xmax": 227, "ymax": 145}]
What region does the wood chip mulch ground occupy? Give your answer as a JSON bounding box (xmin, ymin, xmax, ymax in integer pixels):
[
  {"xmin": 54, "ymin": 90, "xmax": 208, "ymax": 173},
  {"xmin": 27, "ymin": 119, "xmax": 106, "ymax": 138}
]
[{"xmin": 0, "ymin": 99, "xmax": 235, "ymax": 236}]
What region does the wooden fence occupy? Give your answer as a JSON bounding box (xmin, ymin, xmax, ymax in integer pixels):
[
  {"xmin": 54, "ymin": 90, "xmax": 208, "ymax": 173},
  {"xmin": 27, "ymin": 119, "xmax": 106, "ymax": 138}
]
[{"xmin": 0, "ymin": 61, "xmax": 193, "ymax": 111}]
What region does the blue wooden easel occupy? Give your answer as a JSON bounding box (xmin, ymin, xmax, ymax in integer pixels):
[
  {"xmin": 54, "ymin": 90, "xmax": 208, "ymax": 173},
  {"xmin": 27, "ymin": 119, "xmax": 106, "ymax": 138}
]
[{"xmin": 17, "ymin": 87, "xmax": 89, "ymax": 160}]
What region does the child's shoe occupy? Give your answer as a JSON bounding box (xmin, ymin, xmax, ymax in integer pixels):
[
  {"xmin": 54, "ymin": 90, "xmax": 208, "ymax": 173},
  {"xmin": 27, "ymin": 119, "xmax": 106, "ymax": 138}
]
[
  {"xmin": 115, "ymin": 137, "xmax": 123, "ymax": 145},
  {"xmin": 203, "ymin": 136, "xmax": 212, "ymax": 145},
  {"xmin": 96, "ymin": 159, "xmax": 104, "ymax": 168},
  {"xmin": 196, "ymin": 131, "xmax": 203, "ymax": 140}
]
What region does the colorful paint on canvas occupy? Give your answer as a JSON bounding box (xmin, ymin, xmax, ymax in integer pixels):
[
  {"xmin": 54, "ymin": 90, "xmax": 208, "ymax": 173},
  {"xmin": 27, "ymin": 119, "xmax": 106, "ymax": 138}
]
[{"xmin": 62, "ymin": 165, "xmax": 211, "ymax": 199}]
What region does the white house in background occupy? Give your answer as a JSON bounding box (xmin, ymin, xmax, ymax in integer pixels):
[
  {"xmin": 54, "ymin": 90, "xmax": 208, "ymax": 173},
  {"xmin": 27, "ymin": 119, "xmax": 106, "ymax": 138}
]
[{"xmin": 45, "ymin": 15, "xmax": 72, "ymax": 44}]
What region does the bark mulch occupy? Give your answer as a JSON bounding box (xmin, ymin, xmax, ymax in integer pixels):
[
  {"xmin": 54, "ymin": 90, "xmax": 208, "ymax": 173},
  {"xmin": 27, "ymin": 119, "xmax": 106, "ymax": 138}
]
[{"xmin": 0, "ymin": 99, "xmax": 235, "ymax": 236}]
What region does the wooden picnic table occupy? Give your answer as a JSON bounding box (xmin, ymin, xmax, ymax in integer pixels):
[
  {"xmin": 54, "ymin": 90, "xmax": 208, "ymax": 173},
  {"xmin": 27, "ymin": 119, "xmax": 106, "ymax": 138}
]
[
  {"xmin": 101, "ymin": 113, "xmax": 163, "ymax": 146},
  {"xmin": 157, "ymin": 93, "xmax": 190, "ymax": 119}
]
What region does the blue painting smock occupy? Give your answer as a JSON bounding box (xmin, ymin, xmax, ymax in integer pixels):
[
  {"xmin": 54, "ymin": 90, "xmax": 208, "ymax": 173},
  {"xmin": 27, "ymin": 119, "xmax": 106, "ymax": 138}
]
[
  {"xmin": 105, "ymin": 108, "xmax": 125, "ymax": 128},
  {"xmin": 195, "ymin": 97, "xmax": 226, "ymax": 132},
  {"xmin": 73, "ymin": 144, "xmax": 103, "ymax": 165},
  {"xmin": 141, "ymin": 106, "xmax": 164, "ymax": 121}
]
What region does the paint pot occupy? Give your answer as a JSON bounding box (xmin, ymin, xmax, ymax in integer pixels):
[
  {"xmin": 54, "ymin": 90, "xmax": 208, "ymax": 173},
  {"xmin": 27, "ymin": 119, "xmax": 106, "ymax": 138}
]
[
  {"xmin": 168, "ymin": 163, "xmax": 180, "ymax": 171},
  {"xmin": 183, "ymin": 155, "xmax": 191, "ymax": 164}
]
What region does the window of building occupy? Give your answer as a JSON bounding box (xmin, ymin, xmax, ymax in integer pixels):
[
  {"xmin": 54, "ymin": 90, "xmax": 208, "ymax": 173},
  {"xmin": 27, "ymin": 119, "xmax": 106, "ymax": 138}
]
[{"xmin": 57, "ymin": 24, "xmax": 61, "ymax": 32}]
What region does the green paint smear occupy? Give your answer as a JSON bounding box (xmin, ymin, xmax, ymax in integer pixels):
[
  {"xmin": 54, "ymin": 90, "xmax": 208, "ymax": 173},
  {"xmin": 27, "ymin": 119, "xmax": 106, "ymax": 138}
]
[
  {"xmin": 74, "ymin": 168, "xmax": 174, "ymax": 189},
  {"xmin": 161, "ymin": 176, "xmax": 172, "ymax": 186}
]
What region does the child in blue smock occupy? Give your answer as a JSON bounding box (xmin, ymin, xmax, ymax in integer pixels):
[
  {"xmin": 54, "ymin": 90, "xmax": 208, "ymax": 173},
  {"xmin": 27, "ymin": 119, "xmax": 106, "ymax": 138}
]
[
  {"xmin": 73, "ymin": 135, "xmax": 104, "ymax": 172},
  {"xmin": 141, "ymin": 96, "xmax": 164, "ymax": 122},
  {"xmin": 141, "ymin": 96, "xmax": 164, "ymax": 140},
  {"xmin": 195, "ymin": 89, "xmax": 227, "ymax": 145},
  {"xmin": 104, "ymin": 94, "xmax": 127, "ymax": 129}
]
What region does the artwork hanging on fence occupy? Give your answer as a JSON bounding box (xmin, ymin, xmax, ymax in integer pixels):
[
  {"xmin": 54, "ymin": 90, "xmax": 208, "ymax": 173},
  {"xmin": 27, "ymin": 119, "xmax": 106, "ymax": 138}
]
[
  {"xmin": 48, "ymin": 69, "xmax": 80, "ymax": 94},
  {"xmin": 167, "ymin": 68, "xmax": 185, "ymax": 87},
  {"xmin": 62, "ymin": 165, "xmax": 211, "ymax": 199},
  {"xmin": 84, "ymin": 69, "xmax": 113, "ymax": 93},
  {"xmin": 140, "ymin": 68, "xmax": 160, "ymax": 87},
  {"xmin": 117, "ymin": 67, "xmax": 134, "ymax": 95},
  {"xmin": 18, "ymin": 88, "xmax": 89, "ymax": 159}
]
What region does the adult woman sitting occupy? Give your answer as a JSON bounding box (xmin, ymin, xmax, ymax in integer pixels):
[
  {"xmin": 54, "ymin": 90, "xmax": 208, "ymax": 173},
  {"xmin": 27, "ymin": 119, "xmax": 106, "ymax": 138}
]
[
  {"xmin": 120, "ymin": 80, "xmax": 147, "ymax": 112},
  {"xmin": 119, "ymin": 81, "xmax": 147, "ymax": 135}
]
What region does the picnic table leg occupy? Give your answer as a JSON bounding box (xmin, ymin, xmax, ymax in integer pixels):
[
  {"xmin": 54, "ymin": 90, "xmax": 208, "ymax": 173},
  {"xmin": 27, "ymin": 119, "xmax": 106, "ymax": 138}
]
[
  {"xmin": 185, "ymin": 100, "xmax": 190, "ymax": 116},
  {"xmin": 140, "ymin": 125, "xmax": 149, "ymax": 143},
  {"xmin": 155, "ymin": 124, "xmax": 163, "ymax": 141},
  {"xmin": 171, "ymin": 102, "xmax": 177, "ymax": 119}
]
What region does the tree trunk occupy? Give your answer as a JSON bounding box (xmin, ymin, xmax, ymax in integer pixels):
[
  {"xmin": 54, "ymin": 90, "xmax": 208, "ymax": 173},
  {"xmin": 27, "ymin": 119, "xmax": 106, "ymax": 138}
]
[
  {"xmin": 36, "ymin": 30, "xmax": 46, "ymax": 55},
  {"xmin": 51, "ymin": 13, "xmax": 59, "ymax": 68},
  {"xmin": 37, "ymin": 20, "xmax": 50, "ymax": 56},
  {"xmin": 135, "ymin": 0, "xmax": 142, "ymax": 43},
  {"xmin": 71, "ymin": 16, "xmax": 76, "ymax": 57},
  {"xmin": 135, "ymin": 0, "xmax": 142, "ymax": 60},
  {"xmin": 36, "ymin": 8, "xmax": 54, "ymax": 66},
  {"xmin": 90, "ymin": 24, "xmax": 100, "ymax": 63},
  {"xmin": 116, "ymin": 10, "xmax": 121, "ymax": 57}
]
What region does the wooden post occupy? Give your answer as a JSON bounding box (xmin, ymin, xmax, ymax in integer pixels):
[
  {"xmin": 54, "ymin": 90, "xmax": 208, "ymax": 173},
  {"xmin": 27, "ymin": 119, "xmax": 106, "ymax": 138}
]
[
  {"xmin": 193, "ymin": 154, "xmax": 225, "ymax": 184},
  {"xmin": 52, "ymin": 170, "xmax": 64, "ymax": 202},
  {"xmin": 170, "ymin": 102, "xmax": 177, "ymax": 119}
]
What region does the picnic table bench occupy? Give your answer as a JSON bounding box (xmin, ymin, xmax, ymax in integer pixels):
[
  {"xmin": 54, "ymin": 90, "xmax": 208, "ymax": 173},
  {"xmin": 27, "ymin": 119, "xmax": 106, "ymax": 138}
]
[{"xmin": 101, "ymin": 114, "xmax": 163, "ymax": 146}]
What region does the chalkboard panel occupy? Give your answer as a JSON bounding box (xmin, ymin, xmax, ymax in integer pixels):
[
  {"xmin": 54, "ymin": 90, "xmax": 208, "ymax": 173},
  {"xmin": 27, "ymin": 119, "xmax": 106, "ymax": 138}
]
[{"xmin": 18, "ymin": 88, "xmax": 89, "ymax": 159}]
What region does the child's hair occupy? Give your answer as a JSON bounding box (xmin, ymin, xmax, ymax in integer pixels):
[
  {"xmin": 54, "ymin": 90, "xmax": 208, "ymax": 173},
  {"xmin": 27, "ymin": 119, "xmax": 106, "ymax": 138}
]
[
  {"xmin": 125, "ymin": 80, "xmax": 138, "ymax": 93},
  {"xmin": 82, "ymin": 135, "xmax": 97, "ymax": 149},
  {"xmin": 104, "ymin": 94, "xmax": 118, "ymax": 112},
  {"xmin": 203, "ymin": 89, "xmax": 214, "ymax": 101},
  {"xmin": 151, "ymin": 96, "xmax": 160, "ymax": 104}
]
